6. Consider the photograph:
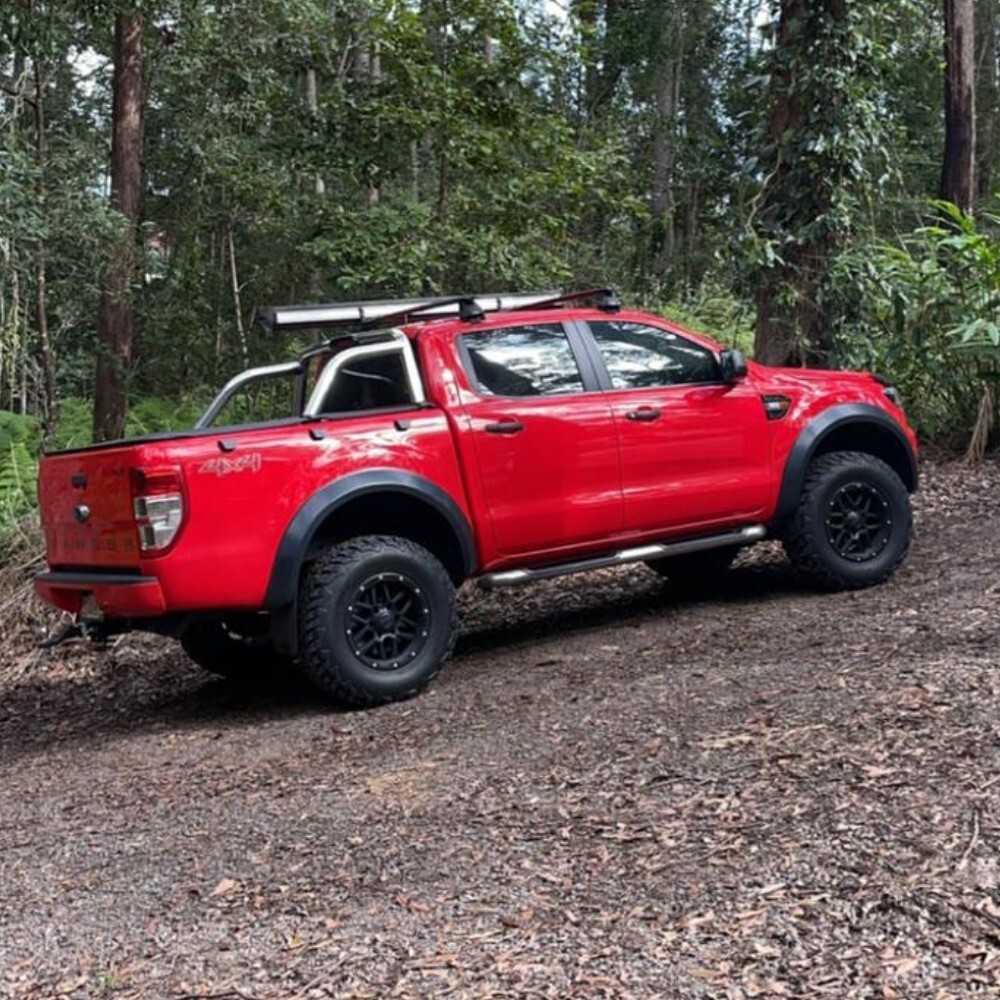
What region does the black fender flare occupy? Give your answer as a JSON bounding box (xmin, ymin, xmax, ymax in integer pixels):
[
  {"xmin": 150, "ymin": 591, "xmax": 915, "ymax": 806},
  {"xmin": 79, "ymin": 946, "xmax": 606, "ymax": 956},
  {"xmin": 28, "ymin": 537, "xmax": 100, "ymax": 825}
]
[
  {"xmin": 265, "ymin": 468, "xmax": 476, "ymax": 614},
  {"xmin": 774, "ymin": 403, "xmax": 918, "ymax": 524}
]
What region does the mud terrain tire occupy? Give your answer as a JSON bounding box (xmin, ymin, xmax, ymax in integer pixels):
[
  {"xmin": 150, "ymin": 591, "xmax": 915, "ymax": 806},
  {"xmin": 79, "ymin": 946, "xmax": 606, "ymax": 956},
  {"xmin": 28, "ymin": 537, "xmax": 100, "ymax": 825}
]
[
  {"xmin": 298, "ymin": 535, "xmax": 457, "ymax": 708},
  {"xmin": 783, "ymin": 451, "xmax": 911, "ymax": 590}
]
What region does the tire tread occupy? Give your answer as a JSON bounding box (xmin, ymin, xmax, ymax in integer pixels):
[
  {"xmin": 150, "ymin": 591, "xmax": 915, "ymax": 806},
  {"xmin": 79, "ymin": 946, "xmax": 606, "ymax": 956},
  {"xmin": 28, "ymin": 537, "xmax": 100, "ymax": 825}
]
[
  {"xmin": 783, "ymin": 450, "xmax": 911, "ymax": 590},
  {"xmin": 298, "ymin": 535, "xmax": 456, "ymax": 708}
]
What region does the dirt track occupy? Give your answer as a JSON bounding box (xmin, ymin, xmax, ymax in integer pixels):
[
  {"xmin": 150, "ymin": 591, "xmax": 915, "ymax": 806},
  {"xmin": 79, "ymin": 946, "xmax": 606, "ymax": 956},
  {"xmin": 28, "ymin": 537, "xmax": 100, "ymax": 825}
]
[{"xmin": 2, "ymin": 459, "xmax": 1000, "ymax": 1000}]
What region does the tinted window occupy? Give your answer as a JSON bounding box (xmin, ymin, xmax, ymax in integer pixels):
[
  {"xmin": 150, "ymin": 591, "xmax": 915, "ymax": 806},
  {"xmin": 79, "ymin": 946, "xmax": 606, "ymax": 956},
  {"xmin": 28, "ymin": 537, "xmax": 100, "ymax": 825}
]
[
  {"xmin": 320, "ymin": 350, "xmax": 414, "ymax": 412},
  {"xmin": 589, "ymin": 321, "xmax": 720, "ymax": 389},
  {"xmin": 464, "ymin": 324, "xmax": 585, "ymax": 397}
]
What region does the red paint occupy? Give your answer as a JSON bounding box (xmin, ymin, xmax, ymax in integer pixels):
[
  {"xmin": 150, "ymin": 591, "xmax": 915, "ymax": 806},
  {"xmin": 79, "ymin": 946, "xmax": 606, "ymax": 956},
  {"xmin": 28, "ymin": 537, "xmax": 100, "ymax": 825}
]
[{"xmin": 35, "ymin": 303, "xmax": 918, "ymax": 625}]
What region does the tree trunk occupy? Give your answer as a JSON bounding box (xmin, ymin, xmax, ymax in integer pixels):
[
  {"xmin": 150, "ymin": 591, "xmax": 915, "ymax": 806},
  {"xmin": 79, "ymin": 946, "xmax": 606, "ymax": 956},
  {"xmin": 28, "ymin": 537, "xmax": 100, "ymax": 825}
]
[
  {"xmin": 650, "ymin": 7, "xmax": 685, "ymax": 280},
  {"xmin": 754, "ymin": 0, "xmax": 806, "ymax": 367},
  {"xmin": 753, "ymin": 0, "xmax": 850, "ymax": 368},
  {"xmin": 94, "ymin": 11, "xmax": 143, "ymax": 442},
  {"xmin": 354, "ymin": 4, "xmax": 381, "ymax": 208},
  {"xmin": 304, "ymin": 68, "xmax": 326, "ymax": 197},
  {"xmin": 32, "ymin": 60, "xmax": 58, "ymax": 444},
  {"xmin": 941, "ymin": 0, "xmax": 976, "ymax": 213},
  {"xmin": 226, "ymin": 223, "xmax": 249, "ymax": 368},
  {"xmin": 976, "ymin": 0, "xmax": 998, "ymax": 203}
]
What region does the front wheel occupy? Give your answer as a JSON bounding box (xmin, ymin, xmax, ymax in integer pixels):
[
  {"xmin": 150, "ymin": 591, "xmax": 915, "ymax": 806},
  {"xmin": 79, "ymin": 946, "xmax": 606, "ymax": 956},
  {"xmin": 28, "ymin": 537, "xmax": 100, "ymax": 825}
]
[
  {"xmin": 782, "ymin": 451, "xmax": 912, "ymax": 590},
  {"xmin": 298, "ymin": 535, "xmax": 457, "ymax": 708}
]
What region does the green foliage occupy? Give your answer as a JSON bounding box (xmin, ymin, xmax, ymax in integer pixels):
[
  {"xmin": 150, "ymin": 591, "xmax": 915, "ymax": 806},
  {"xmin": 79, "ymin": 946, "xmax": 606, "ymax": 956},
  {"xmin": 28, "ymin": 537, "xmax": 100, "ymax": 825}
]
[
  {"xmin": 834, "ymin": 203, "xmax": 1000, "ymax": 442},
  {"xmin": 645, "ymin": 286, "xmax": 757, "ymax": 354},
  {"xmin": 1, "ymin": 0, "xmax": 998, "ymax": 452},
  {"xmin": 125, "ymin": 395, "xmax": 211, "ymax": 437},
  {"xmin": 0, "ymin": 412, "xmax": 40, "ymax": 534}
]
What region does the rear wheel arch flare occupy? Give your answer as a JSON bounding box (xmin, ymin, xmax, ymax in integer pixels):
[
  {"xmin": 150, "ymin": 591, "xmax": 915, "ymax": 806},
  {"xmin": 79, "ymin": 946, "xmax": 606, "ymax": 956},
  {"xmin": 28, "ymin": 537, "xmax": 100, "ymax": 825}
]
[{"xmin": 265, "ymin": 470, "xmax": 475, "ymax": 614}]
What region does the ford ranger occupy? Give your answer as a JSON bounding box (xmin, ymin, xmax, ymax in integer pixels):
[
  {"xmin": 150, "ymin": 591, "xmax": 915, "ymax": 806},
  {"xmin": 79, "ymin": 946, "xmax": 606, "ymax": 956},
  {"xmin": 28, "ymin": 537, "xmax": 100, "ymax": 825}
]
[{"xmin": 35, "ymin": 289, "xmax": 918, "ymax": 707}]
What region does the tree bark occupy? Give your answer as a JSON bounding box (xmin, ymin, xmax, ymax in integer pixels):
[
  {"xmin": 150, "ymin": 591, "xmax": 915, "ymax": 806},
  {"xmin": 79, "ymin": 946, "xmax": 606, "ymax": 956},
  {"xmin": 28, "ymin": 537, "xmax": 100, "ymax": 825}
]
[
  {"xmin": 941, "ymin": 0, "xmax": 976, "ymax": 213},
  {"xmin": 32, "ymin": 60, "xmax": 57, "ymax": 443},
  {"xmin": 304, "ymin": 68, "xmax": 326, "ymax": 197},
  {"xmin": 94, "ymin": 11, "xmax": 144, "ymax": 442},
  {"xmin": 226, "ymin": 223, "xmax": 249, "ymax": 368},
  {"xmin": 976, "ymin": 0, "xmax": 997, "ymax": 203},
  {"xmin": 650, "ymin": 6, "xmax": 685, "ymax": 280},
  {"xmin": 354, "ymin": 3, "xmax": 381, "ymax": 207},
  {"xmin": 753, "ymin": 0, "xmax": 849, "ymax": 368}
]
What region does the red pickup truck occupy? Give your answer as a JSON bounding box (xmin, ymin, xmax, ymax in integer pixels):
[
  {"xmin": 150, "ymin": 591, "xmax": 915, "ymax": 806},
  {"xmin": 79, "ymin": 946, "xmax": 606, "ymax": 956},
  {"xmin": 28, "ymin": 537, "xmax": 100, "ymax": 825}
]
[{"xmin": 35, "ymin": 290, "xmax": 918, "ymax": 707}]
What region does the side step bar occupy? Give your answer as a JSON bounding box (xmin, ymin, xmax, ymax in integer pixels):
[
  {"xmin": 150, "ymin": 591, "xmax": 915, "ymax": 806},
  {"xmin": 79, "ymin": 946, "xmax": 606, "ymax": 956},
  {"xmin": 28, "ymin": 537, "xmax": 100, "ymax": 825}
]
[{"xmin": 477, "ymin": 525, "xmax": 767, "ymax": 590}]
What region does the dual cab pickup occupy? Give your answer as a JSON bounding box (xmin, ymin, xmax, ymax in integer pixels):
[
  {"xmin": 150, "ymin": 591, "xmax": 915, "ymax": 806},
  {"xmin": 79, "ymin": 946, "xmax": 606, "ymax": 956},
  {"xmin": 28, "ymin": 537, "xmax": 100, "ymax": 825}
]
[{"xmin": 35, "ymin": 290, "xmax": 918, "ymax": 707}]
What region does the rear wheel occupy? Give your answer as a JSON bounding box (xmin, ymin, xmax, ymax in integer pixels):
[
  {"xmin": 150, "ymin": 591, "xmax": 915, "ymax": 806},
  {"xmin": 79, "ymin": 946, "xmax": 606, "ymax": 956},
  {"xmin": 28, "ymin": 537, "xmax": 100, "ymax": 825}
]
[
  {"xmin": 644, "ymin": 545, "xmax": 740, "ymax": 587},
  {"xmin": 782, "ymin": 450, "xmax": 912, "ymax": 590},
  {"xmin": 298, "ymin": 535, "xmax": 457, "ymax": 708},
  {"xmin": 181, "ymin": 617, "xmax": 288, "ymax": 682}
]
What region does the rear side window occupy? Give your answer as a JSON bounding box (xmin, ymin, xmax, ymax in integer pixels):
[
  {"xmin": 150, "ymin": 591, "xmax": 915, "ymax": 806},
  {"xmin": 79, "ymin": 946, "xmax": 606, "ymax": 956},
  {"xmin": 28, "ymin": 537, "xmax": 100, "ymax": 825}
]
[
  {"xmin": 319, "ymin": 350, "xmax": 414, "ymax": 413},
  {"xmin": 589, "ymin": 321, "xmax": 720, "ymax": 389},
  {"xmin": 463, "ymin": 324, "xmax": 584, "ymax": 397}
]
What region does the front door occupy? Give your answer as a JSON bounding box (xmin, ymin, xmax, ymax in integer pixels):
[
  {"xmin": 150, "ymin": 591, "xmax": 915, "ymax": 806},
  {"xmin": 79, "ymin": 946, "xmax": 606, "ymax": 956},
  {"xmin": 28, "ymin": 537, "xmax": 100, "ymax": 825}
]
[{"xmin": 582, "ymin": 319, "xmax": 772, "ymax": 535}]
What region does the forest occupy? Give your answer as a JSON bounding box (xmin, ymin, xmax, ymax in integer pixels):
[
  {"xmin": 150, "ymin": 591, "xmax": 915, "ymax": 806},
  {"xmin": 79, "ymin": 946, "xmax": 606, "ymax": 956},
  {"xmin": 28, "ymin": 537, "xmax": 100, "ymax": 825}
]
[{"xmin": 1, "ymin": 0, "xmax": 999, "ymax": 539}]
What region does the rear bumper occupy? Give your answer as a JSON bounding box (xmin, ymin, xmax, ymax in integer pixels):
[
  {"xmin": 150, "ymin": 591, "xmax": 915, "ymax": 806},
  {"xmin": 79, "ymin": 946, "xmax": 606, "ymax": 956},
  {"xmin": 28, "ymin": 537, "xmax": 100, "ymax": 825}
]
[{"xmin": 35, "ymin": 571, "xmax": 167, "ymax": 618}]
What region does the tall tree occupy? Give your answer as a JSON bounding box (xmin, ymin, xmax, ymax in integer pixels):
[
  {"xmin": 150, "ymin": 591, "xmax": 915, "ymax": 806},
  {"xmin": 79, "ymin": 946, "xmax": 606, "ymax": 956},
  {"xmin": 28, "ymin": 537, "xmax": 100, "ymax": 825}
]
[
  {"xmin": 751, "ymin": 0, "xmax": 880, "ymax": 366},
  {"xmin": 93, "ymin": 11, "xmax": 144, "ymax": 442},
  {"xmin": 941, "ymin": 0, "xmax": 976, "ymax": 211},
  {"xmin": 649, "ymin": 4, "xmax": 685, "ymax": 280},
  {"xmin": 975, "ymin": 0, "xmax": 996, "ymax": 202}
]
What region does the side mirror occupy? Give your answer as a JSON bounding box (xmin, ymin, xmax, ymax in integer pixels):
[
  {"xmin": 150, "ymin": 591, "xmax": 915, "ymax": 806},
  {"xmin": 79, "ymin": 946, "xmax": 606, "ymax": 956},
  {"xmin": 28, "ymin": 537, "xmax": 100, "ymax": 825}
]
[{"xmin": 720, "ymin": 348, "xmax": 748, "ymax": 384}]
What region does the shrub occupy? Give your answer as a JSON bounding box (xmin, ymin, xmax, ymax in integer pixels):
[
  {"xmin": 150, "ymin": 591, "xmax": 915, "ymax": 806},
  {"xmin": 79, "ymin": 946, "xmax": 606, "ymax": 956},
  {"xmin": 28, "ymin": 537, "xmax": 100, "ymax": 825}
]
[{"xmin": 834, "ymin": 203, "xmax": 1000, "ymax": 453}]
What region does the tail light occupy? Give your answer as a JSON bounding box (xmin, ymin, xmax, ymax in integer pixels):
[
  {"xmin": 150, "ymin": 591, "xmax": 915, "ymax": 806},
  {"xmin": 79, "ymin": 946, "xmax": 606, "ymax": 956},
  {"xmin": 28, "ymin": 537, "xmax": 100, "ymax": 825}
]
[{"xmin": 131, "ymin": 467, "xmax": 185, "ymax": 553}]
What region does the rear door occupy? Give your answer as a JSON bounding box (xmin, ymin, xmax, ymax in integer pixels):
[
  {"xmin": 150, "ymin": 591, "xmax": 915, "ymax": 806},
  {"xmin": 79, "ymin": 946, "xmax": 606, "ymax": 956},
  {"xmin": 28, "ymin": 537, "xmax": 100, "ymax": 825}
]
[
  {"xmin": 578, "ymin": 319, "xmax": 772, "ymax": 535},
  {"xmin": 456, "ymin": 321, "xmax": 622, "ymax": 559}
]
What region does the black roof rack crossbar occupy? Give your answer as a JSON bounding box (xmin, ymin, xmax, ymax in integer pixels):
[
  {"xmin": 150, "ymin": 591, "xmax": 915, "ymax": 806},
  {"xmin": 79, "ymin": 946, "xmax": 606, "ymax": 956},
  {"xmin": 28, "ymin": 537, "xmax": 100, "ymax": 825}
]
[
  {"xmin": 357, "ymin": 295, "xmax": 483, "ymax": 331},
  {"xmin": 508, "ymin": 288, "xmax": 621, "ymax": 313}
]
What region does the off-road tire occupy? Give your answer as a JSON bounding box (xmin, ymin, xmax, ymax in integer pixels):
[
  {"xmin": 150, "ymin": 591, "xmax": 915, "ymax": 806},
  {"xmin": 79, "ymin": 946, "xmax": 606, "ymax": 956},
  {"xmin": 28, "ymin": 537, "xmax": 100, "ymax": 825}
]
[
  {"xmin": 644, "ymin": 545, "xmax": 740, "ymax": 587},
  {"xmin": 782, "ymin": 450, "xmax": 911, "ymax": 590},
  {"xmin": 298, "ymin": 535, "xmax": 457, "ymax": 708},
  {"xmin": 181, "ymin": 618, "xmax": 288, "ymax": 682}
]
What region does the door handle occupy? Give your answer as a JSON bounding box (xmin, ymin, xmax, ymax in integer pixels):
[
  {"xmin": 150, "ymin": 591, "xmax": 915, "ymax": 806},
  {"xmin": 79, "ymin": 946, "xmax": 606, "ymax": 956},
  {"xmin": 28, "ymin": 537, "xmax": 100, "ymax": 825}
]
[
  {"xmin": 626, "ymin": 407, "xmax": 661, "ymax": 422},
  {"xmin": 484, "ymin": 419, "xmax": 525, "ymax": 435}
]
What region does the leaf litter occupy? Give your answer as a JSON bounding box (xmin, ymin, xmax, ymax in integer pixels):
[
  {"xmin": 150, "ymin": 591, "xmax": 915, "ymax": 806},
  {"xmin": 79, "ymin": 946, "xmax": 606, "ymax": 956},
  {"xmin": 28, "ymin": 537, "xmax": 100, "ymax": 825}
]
[{"xmin": 1, "ymin": 459, "xmax": 999, "ymax": 998}]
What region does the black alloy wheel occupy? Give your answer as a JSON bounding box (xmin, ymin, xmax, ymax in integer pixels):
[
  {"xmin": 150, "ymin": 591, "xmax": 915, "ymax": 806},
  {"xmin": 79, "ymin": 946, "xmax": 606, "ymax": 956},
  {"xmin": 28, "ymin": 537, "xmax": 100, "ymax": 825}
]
[
  {"xmin": 823, "ymin": 480, "xmax": 892, "ymax": 563},
  {"xmin": 298, "ymin": 534, "xmax": 457, "ymax": 708},
  {"xmin": 782, "ymin": 450, "xmax": 912, "ymax": 590},
  {"xmin": 346, "ymin": 571, "xmax": 431, "ymax": 670}
]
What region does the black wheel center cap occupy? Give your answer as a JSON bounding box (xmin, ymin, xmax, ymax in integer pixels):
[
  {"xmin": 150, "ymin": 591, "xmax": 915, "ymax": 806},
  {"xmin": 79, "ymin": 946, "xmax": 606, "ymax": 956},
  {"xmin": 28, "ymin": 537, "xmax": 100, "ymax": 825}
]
[
  {"xmin": 374, "ymin": 607, "xmax": 396, "ymax": 631},
  {"xmin": 846, "ymin": 511, "xmax": 862, "ymax": 528}
]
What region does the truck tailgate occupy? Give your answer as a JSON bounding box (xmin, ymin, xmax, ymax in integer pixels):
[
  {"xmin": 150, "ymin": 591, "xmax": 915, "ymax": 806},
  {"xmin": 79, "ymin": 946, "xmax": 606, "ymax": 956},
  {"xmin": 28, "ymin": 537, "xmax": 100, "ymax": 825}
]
[{"xmin": 38, "ymin": 445, "xmax": 142, "ymax": 569}]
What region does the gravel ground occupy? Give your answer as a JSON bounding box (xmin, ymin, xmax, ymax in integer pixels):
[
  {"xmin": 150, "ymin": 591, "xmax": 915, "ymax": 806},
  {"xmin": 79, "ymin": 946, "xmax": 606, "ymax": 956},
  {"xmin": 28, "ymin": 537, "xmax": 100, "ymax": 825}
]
[{"xmin": 1, "ymin": 459, "xmax": 999, "ymax": 999}]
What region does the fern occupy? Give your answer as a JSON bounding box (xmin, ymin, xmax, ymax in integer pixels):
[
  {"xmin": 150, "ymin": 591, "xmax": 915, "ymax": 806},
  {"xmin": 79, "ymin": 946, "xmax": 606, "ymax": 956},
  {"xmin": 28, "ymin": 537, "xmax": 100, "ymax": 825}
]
[{"xmin": 0, "ymin": 440, "xmax": 39, "ymax": 538}]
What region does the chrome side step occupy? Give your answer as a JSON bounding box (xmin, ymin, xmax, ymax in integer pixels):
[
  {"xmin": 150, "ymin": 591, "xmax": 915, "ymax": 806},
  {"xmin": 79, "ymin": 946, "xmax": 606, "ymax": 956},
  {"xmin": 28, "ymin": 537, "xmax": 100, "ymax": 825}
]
[{"xmin": 477, "ymin": 525, "xmax": 767, "ymax": 590}]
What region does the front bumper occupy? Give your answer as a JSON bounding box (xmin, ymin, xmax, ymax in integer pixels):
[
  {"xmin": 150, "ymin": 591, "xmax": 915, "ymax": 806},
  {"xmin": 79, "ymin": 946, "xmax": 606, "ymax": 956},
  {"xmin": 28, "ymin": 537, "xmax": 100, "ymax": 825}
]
[{"xmin": 35, "ymin": 571, "xmax": 167, "ymax": 618}]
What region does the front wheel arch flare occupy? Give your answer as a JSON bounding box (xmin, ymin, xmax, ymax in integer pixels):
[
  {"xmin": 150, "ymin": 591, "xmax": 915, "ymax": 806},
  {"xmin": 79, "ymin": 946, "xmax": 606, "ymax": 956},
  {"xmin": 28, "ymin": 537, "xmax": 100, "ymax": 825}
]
[{"xmin": 774, "ymin": 405, "xmax": 917, "ymax": 526}]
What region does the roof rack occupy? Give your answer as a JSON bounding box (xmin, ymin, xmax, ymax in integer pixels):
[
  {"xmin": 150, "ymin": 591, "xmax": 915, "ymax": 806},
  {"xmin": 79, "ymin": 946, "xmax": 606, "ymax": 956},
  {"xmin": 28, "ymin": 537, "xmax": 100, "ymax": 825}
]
[
  {"xmin": 255, "ymin": 292, "xmax": 559, "ymax": 334},
  {"xmin": 255, "ymin": 287, "xmax": 621, "ymax": 334}
]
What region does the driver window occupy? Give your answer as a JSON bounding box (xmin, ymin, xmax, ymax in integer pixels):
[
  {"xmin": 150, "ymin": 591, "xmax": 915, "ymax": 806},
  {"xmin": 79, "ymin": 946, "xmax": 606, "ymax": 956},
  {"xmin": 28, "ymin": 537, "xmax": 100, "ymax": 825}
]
[{"xmin": 589, "ymin": 321, "xmax": 720, "ymax": 389}]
